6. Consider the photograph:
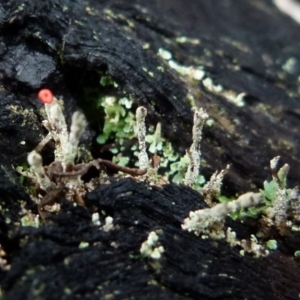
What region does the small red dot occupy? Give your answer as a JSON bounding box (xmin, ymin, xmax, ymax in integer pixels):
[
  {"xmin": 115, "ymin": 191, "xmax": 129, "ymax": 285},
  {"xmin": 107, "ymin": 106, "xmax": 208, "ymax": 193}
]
[{"xmin": 38, "ymin": 89, "xmax": 53, "ymax": 104}]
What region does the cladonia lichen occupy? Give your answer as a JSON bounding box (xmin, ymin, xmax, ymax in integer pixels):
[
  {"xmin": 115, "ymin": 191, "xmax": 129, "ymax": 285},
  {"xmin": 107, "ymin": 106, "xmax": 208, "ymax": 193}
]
[
  {"xmin": 15, "ymin": 82, "xmax": 300, "ymax": 260},
  {"xmin": 16, "ymin": 89, "xmax": 147, "ymax": 220}
]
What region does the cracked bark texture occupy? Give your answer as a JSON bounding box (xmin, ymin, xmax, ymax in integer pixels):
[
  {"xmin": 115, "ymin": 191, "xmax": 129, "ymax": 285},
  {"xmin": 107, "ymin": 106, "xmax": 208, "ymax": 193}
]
[{"xmin": 0, "ymin": 0, "xmax": 300, "ymax": 299}]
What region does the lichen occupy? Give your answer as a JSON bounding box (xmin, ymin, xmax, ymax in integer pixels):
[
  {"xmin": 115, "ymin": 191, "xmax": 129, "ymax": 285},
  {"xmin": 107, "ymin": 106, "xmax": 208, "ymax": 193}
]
[
  {"xmin": 93, "ymin": 74, "xmax": 206, "ymax": 186},
  {"xmin": 140, "ymin": 231, "xmax": 165, "ymax": 260}
]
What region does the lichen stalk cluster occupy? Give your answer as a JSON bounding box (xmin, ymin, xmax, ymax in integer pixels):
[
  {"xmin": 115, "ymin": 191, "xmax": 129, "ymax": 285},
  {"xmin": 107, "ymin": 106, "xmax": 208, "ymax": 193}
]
[
  {"xmin": 19, "ymin": 89, "xmax": 147, "ymax": 219},
  {"xmin": 17, "ymin": 88, "xmax": 300, "ymax": 259},
  {"xmin": 41, "ymin": 91, "xmax": 87, "ymax": 171}
]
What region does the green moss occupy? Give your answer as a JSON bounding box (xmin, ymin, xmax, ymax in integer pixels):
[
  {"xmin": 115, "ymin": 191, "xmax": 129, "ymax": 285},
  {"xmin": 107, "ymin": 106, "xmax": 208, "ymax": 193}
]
[
  {"xmin": 168, "ymin": 154, "xmax": 205, "ymax": 188},
  {"xmin": 96, "ymin": 95, "xmax": 135, "ymax": 145},
  {"xmin": 266, "ymin": 240, "xmax": 277, "ymax": 250}
]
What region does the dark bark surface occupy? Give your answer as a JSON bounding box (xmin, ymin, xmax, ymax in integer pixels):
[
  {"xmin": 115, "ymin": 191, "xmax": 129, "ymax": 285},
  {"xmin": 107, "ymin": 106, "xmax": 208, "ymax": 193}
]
[{"xmin": 0, "ymin": 0, "xmax": 300, "ymax": 299}]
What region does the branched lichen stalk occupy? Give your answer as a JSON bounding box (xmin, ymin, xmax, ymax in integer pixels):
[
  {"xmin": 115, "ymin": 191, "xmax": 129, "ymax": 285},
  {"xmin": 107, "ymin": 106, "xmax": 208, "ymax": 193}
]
[{"xmin": 201, "ymin": 165, "xmax": 230, "ymax": 206}]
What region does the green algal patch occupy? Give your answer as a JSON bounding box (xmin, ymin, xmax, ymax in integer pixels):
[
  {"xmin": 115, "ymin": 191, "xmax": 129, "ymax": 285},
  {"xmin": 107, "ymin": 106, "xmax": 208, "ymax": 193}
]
[
  {"xmin": 96, "ymin": 95, "xmax": 135, "ymax": 145},
  {"xmin": 92, "ymin": 76, "xmax": 137, "ymax": 160},
  {"xmin": 169, "ymin": 154, "xmax": 205, "ymax": 188},
  {"xmin": 266, "ymin": 240, "xmax": 277, "ymax": 250}
]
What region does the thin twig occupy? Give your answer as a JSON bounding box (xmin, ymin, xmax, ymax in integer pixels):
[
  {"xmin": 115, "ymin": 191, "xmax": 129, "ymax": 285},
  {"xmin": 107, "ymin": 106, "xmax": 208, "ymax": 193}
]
[
  {"xmin": 51, "ymin": 159, "xmax": 147, "ymax": 177},
  {"xmin": 99, "ymin": 159, "xmax": 147, "ymax": 176}
]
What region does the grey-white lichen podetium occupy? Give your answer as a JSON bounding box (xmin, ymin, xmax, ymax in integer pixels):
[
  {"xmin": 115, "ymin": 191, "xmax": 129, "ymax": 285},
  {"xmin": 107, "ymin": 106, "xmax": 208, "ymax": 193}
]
[
  {"xmin": 184, "ymin": 107, "xmax": 208, "ymax": 187},
  {"xmin": 136, "ymin": 106, "xmax": 149, "ymax": 170}
]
